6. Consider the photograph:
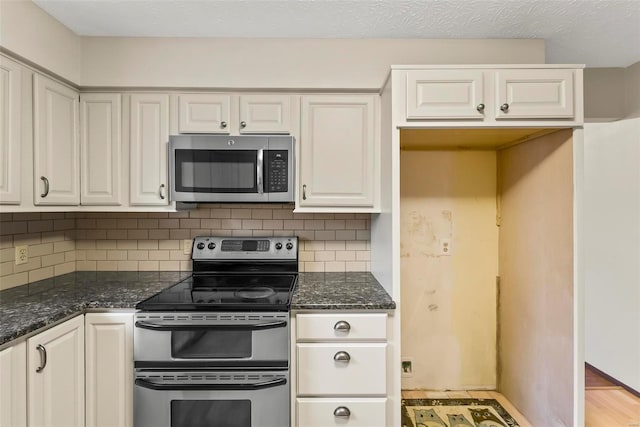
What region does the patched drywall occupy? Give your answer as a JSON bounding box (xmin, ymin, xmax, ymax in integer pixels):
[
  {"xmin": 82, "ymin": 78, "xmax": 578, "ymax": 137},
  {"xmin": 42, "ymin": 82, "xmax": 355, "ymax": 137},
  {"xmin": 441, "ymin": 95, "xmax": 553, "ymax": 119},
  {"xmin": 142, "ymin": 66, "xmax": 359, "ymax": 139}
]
[
  {"xmin": 400, "ymin": 151, "xmax": 498, "ymax": 390},
  {"xmin": 498, "ymin": 130, "xmax": 574, "ymax": 426}
]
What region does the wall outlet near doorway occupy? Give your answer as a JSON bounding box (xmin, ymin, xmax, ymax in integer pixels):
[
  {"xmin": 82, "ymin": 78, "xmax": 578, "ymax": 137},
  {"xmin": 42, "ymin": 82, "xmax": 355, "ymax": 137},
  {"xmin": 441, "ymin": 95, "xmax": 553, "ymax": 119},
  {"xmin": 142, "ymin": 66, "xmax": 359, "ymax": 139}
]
[
  {"xmin": 15, "ymin": 245, "xmax": 28, "ymax": 265},
  {"xmin": 438, "ymin": 237, "xmax": 452, "ymax": 256},
  {"xmin": 401, "ymin": 358, "xmax": 414, "ymax": 377},
  {"xmin": 183, "ymin": 240, "xmax": 192, "ymax": 255}
]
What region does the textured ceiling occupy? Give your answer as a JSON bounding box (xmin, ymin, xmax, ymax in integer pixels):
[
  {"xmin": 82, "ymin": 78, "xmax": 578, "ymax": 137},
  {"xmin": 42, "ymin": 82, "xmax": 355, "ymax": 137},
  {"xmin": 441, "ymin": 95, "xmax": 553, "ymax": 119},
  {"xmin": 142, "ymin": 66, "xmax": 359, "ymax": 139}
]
[{"xmin": 32, "ymin": 0, "xmax": 640, "ymax": 67}]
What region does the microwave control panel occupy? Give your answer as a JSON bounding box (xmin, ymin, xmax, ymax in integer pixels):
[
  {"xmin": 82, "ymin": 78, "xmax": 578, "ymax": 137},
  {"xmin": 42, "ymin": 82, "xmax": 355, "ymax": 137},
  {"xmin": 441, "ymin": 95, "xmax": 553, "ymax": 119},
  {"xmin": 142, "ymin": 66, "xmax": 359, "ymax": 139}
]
[{"xmin": 265, "ymin": 150, "xmax": 289, "ymax": 193}]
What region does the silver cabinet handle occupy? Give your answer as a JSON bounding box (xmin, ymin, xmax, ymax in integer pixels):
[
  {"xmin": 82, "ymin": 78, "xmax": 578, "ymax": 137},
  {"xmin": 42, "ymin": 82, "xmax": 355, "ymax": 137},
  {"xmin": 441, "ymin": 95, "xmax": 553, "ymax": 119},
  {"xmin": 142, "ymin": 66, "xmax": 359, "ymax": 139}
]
[
  {"xmin": 476, "ymin": 103, "xmax": 485, "ymax": 112},
  {"xmin": 334, "ymin": 320, "xmax": 351, "ymax": 332},
  {"xmin": 220, "ymin": 121, "xmax": 227, "ymax": 129},
  {"xmin": 333, "ymin": 406, "xmax": 351, "ymax": 418},
  {"xmin": 40, "ymin": 176, "xmax": 49, "ymax": 198},
  {"xmin": 159, "ymin": 184, "xmax": 166, "ymax": 200},
  {"xmin": 240, "ymin": 121, "xmax": 247, "ymax": 128},
  {"xmin": 302, "ymin": 184, "xmax": 307, "ymax": 200},
  {"xmin": 500, "ymin": 103, "xmax": 509, "ymax": 113},
  {"xmin": 333, "ymin": 351, "xmax": 351, "ymax": 362},
  {"xmin": 36, "ymin": 344, "xmax": 47, "ymax": 373}
]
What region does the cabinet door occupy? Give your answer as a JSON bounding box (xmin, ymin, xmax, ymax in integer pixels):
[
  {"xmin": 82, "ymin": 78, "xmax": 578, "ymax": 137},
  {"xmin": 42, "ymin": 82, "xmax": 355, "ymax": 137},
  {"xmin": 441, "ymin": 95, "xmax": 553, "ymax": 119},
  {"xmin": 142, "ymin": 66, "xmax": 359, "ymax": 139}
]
[
  {"xmin": 297, "ymin": 398, "xmax": 387, "ymax": 427},
  {"xmin": 178, "ymin": 93, "xmax": 230, "ymax": 133},
  {"xmin": 28, "ymin": 316, "xmax": 84, "ymax": 427},
  {"xmin": 33, "ymin": 74, "xmax": 79, "ymax": 205},
  {"xmin": 239, "ymin": 94, "xmax": 291, "ymax": 134},
  {"xmin": 0, "ymin": 342, "xmax": 27, "ymax": 427},
  {"xmin": 85, "ymin": 313, "xmax": 133, "ymax": 427},
  {"xmin": 130, "ymin": 94, "xmax": 169, "ymax": 205},
  {"xmin": 495, "ymin": 69, "xmax": 574, "ymax": 119},
  {"xmin": 300, "ymin": 96, "xmax": 376, "ymax": 208},
  {"xmin": 406, "ymin": 70, "xmax": 485, "ymax": 119},
  {"xmin": 80, "ymin": 93, "xmax": 122, "ymax": 205},
  {"xmin": 0, "ymin": 56, "xmax": 22, "ymax": 205}
]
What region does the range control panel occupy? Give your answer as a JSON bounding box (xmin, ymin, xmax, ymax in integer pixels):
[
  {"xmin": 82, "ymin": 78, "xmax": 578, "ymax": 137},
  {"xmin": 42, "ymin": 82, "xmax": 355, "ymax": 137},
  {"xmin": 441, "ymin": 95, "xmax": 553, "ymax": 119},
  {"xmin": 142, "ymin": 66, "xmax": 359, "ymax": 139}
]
[{"xmin": 191, "ymin": 236, "xmax": 298, "ymax": 260}]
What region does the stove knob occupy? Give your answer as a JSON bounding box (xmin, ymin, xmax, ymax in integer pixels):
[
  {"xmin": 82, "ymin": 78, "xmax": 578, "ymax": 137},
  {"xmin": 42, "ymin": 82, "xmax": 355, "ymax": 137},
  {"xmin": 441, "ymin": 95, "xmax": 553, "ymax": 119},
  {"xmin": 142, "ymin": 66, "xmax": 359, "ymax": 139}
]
[
  {"xmin": 286, "ymin": 242, "xmax": 294, "ymax": 250},
  {"xmin": 196, "ymin": 242, "xmax": 205, "ymax": 250},
  {"xmin": 275, "ymin": 242, "xmax": 283, "ymax": 250},
  {"xmin": 208, "ymin": 242, "xmax": 216, "ymax": 250}
]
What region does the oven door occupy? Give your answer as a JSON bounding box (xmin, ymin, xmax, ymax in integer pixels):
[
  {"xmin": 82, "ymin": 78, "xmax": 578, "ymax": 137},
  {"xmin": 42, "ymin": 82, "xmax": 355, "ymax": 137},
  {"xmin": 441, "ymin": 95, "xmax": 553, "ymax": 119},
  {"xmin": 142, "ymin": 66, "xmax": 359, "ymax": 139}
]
[
  {"xmin": 134, "ymin": 312, "xmax": 289, "ymax": 367},
  {"xmin": 134, "ymin": 370, "xmax": 289, "ymax": 427},
  {"xmin": 169, "ymin": 135, "xmax": 268, "ymax": 202}
]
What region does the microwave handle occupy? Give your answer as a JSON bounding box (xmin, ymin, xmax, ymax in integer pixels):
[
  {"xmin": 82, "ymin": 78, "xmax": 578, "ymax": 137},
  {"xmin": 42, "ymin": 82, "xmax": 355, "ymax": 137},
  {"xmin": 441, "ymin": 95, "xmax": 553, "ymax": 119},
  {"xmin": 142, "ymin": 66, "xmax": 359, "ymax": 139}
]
[
  {"xmin": 134, "ymin": 320, "xmax": 287, "ymax": 331},
  {"xmin": 257, "ymin": 149, "xmax": 264, "ymax": 194},
  {"xmin": 135, "ymin": 377, "xmax": 287, "ymax": 391}
]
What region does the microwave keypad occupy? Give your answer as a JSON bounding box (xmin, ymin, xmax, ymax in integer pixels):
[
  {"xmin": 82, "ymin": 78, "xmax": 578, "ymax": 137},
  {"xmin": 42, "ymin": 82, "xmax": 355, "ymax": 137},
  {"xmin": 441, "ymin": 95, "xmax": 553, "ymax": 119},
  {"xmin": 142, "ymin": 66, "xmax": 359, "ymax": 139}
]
[{"xmin": 265, "ymin": 150, "xmax": 288, "ymax": 193}]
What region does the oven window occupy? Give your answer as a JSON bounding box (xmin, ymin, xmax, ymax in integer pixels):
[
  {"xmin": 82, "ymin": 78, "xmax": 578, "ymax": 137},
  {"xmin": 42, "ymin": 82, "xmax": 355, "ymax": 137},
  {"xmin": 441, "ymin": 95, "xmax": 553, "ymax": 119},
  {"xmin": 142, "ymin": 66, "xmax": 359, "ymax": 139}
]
[
  {"xmin": 175, "ymin": 150, "xmax": 258, "ymax": 193},
  {"xmin": 171, "ymin": 330, "xmax": 252, "ymax": 358},
  {"xmin": 171, "ymin": 400, "xmax": 250, "ymax": 427}
]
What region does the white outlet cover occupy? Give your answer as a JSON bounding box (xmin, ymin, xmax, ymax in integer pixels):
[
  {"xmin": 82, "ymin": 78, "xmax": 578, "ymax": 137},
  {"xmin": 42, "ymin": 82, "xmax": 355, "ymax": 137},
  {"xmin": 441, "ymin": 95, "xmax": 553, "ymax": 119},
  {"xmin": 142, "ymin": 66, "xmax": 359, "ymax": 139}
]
[
  {"xmin": 439, "ymin": 237, "xmax": 452, "ymax": 256},
  {"xmin": 183, "ymin": 239, "xmax": 192, "ymax": 255},
  {"xmin": 15, "ymin": 245, "xmax": 28, "ymax": 265}
]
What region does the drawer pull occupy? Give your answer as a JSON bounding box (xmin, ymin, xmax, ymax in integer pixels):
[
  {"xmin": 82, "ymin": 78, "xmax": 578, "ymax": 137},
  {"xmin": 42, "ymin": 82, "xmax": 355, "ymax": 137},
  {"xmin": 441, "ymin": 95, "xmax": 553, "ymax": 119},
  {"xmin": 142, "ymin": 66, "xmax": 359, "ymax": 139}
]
[
  {"xmin": 36, "ymin": 344, "xmax": 47, "ymax": 373},
  {"xmin": 333, "ymin": 351, "xmax": 351, "ymax": 363},
  {"xmin": 333, "ymin": 406, "xmax": 351, "ymax": 418},
  {"xmin": 333, "ymin": 320, "xmax": 351, "ymax": 332}
]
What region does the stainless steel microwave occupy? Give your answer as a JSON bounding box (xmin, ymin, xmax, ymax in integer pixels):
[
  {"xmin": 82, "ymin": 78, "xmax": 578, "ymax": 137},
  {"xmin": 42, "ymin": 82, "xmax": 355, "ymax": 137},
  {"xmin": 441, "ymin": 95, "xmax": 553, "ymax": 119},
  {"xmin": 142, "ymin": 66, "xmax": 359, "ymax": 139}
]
[{"xmin": 169, "ymin": 135, "xmax": 294, "ymax": 203}]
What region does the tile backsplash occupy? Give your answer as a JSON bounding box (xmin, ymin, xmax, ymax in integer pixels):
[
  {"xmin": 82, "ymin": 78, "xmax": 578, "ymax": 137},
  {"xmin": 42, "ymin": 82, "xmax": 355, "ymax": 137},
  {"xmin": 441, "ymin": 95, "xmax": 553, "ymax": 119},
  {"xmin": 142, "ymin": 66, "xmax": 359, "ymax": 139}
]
[{"xmin": 0, "ymin": 204, "xmax": 370, "ymax": 290}]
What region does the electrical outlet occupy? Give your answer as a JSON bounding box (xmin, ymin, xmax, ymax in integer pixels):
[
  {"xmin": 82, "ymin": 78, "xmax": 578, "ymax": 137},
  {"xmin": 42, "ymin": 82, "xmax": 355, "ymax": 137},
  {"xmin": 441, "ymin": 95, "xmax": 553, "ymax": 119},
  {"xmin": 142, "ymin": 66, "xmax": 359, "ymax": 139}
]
[
  {"xmin": 439, "ymin": 237, "xmax": 452, "ymax": 256},
  {"xmin": 15, "ymin": 245, "xmax": 28, "ymax": 265},
  {"xmin": 401, "ymin": 358, "xmax": 414, "ymax": 377},
  {"xmin": 183, "ymin": 240, "xmax": 192, "ymax": 255}
]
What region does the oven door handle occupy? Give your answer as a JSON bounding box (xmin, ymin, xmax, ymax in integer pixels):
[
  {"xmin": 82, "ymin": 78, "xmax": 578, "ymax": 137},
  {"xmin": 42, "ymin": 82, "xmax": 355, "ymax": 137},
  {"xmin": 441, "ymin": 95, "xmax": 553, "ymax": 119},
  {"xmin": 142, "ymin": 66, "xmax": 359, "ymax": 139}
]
[
  {"xmin": 134, "ymin": 377, "xmax": 287, "ymax": 391},
  {"xmin": 134, "ymin": 320, "xmax": 287, "ymax": 331}
]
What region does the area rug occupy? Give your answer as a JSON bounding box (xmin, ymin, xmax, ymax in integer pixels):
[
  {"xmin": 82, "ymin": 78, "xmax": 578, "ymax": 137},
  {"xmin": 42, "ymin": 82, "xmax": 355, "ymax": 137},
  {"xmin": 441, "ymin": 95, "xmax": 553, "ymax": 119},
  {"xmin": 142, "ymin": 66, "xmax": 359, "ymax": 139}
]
[{"xmin": 401, "ymin": 398, "xmax": 520, "ymax": 427}]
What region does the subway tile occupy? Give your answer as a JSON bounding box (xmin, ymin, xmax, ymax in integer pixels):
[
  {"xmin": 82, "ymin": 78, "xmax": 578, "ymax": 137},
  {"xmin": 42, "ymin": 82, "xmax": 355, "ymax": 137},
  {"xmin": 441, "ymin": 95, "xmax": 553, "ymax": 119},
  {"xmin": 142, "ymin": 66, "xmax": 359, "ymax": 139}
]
[
  {"xmin": 179, "ymin": 260, "xmax": 191, "ymax": 271},
  {"xmin": 159, "ymin": 240, "xmax": 179, "ymax": 250},
  {"xmin": 325, "ymin": 241, "xmax": 346, "ymax": 251},
  {"xmin": 30, "ymin": 243, "xmax": 54, "ymax": 257},
  {"xmin": 138, "ymin": 219, "xmax": 159, "ymax": 229},
  {"xmin": 314, "ymin": 231, "xmax": 335, "ymax": 241},
  {"xmin": 76, "ymin": 240, "xmax": 96, "ymax": 250},
  {"xmin": 170, "ymin": 229, "xmax": 190, "ymax": 240},
  {"xmin": 107, "ymin": 251, "xmax": 128, "ymax": 261},
  {"xmin": 96, "ymin": 240, "xmax": 118, "ymax": 250},
  {"xmin": 221, "ymin": 219, "xmax": 242, "ymax": 230},
  {"xmin": 86, "ymin": 250, "xmax": 107, "ymax": 261},
  {"xmin": 147, "ymin": 212, "xmax": 169, "ymax": 218},
  {"xmin": 138, "ymin": 240, "xmax": 159, "ymax": 250},
  {"xmin": 64, "ymin": 251, "xmax": 76, "ymax": 262},
  {"xmin": 0, "ymin": 272, "xmax": 28, "ymax": 290},
  {"xmin": 291, "ymin": 212, "xmax": 314, "ymax": 220},
  {"xmin": 283, "ymin": 220, "xmax": 304, "ymax": 229},
  {"xmin": 180, "ymin": 219, "xmax": 201, "ymax": 229},
  {"xmin": 139, "ymin": 261, "xmax": 160, "ymax": 271},
  {"xmin": 346, "ymin": 261, "xmax": 367, "ymax": 272},
  {"xmin": 97, "ymin": 261, "xmax": 119, "ymax": 270},
  {"xmin": 117, "ymin": 240, "xmax": 137, "ymax": 250},
  {"xmin": 345, "ymin": 220, "xmax": 366, "ymax": 230},
  {"xmin": 356, "ymin": 230, "xmax": 370, "ymax": 240},
  {"xmin": 231, "ymin": 230, "xmax": 253, "ymax": 237},
  {"xmin": 28, "ymin": 220, "xmax": 53, "ymax": 233},
  {"xmin": 159, "ymin": 261, "xmax": 180, "ymax": 271},
  {"xmin": 304, "ymin": 241, "xmax": 325, "ymax": 251},
  {"xmin": 262, "ymin": 220, "xmax": 283, "ymax": 230},
  {"xmin": 1, "ymin": 222, "xmax": 26, "ymax": 235},
  {"xmin": 252, "ymin": 230, "xmax": 273, "ymax": 237},
  {"xmin": 201, "ymin": 219, "xmax": 222, "ymax": 229},
  {"xmin": 356, "ymin": 251, "xmax": 371, "ymax": 261},
  {"xmin": 304, "ymin": 220, "xmax": 324, "ymax": 230},
  {"xmin": 346, "ymin": 241, "xmax": 366, "ymax": 251},
  {"xmin": 149, "ymin": 229, "xmax": 170, "ymax": 240},
  {"xmin": 315, "ymin": 251, "xmax": 335, "ymax": 262},
  {"xmin": 107, "ymin": 229, "xmax": 128, "ymax": 240},
  {"xmin": 273, "ymin": 230, "xmax": 294, "ymax": 237},
  {"xmin": 0, "ymin": 236, "xmax": 13, "ymax": 249},
  {"xmin": 189, "ymin": 209, "xmax": 211, "ymax": 218},
  {"xmin": 127, "ymin": 229, "xmax": 149, "ymax": 240},
  {"xmin": 117, "ymin": 261, "xmax": 138, "ymax": 271},
  {"xmin": 0, "ymin": 213, "xmax": 14, "ymax": 222},
  {"xmin": 190, "ymin": 229, "xmax": 210, "ymax": 238},
  {"xmin": 336, "ymin": 251, "xmax": 356, "ymax": 261},
  {"xmin": 304, "ymin": 262, "xmax": 325, "ymax": 272},
  {"xmin": 231, "ymin": 209, "xmax": 252, "ymax": 219},
  {"xmin": 117, "ymin": 218, "xmax": 137, "ymax": 229},
  {"xmin": 77, "ymin": 261, "xmax": 97, "ymax": 271},
  {"xmin": 242, "ymin": 219, "xmax": 262, "ymax": 229},
  {"xmin": 28, "ymin": 267, "xmax": 54, "ymax": 283},
  {"xmin": 0, "ymin": 247, "xmax": 14, "ymax": 263},
  {"xmin": 294, "ymin": 230, "xmax": 315, "ymax": 241},
  {"xmin": 251, "ymin": 209, "xmax": 272, "ymax": 219},
  {"xmin": 85, "ymin": 230, "xmax": 107, "ymax": 240},
  {"xmin": 13, "ymin": 233, "xmax": 42, "ymax": 245},
  {"xmin": 54, "ymin": 240, "xmax": 75, "ymax": 252},
  {"xmin": 325, "ymin": 220, "xmax": 346, "ymax": 230},
  {"xmin": 76, "ymin": 250, "xmax": 86, "ymax": 261},
  {"xmin": 0, "ymin": 261, "xmax": 13, "ymax": 276},
  {"xmin": 170, "ymin": 250, "xmax": 189, "ymax": 261},
  {"xmin": 17, "ymin": 213, "xmax": 41, "ymax": 221},
  {"xmin": 168, "ymin": 211, "xmax": 189, "ymax": 218},
  {"xmin": 325, "ymin": 261, "xmax": 346, "ymax": 272},
  {"xmin": 210, "ymin": 209, "xmax": 231, "ymax": 219},
  {"xmin": 334, "ymin": 213, "xmax": 356, "ymax": 219},
  {"xmin": 272, "ymin": 209, "xmax": 294, "ymax": 220},
  {"xmin": 41, "ymin": 253, "xmax": 65, "ymax": 267},
  {"xmin": 313, "ymin": 213, "xmax": 335, "ymax": 220},
  {"xmin": 76, "ymin": 219, "xmax": 97, "ymax": 229},
  {"xmin": 128, "ymin": 250, "xmax": 149, "ymax": 261},
  {"xmin": 55, "ymin": 262, "xmax": 75, "ymax": 276},
  {"xmin": 54, "ymin": 219, "xmax": 75, "ymax": 231},
  {"xmin": 149, "ymin": 250, "xmax": 171, "ymax": 261},
  {"xmin": 299, "ymin": 251, "xmax": 314, "ymax": 262},
  {"xmin": 96, "ymin": 219, "xmax": 117, "ymax": 229}
]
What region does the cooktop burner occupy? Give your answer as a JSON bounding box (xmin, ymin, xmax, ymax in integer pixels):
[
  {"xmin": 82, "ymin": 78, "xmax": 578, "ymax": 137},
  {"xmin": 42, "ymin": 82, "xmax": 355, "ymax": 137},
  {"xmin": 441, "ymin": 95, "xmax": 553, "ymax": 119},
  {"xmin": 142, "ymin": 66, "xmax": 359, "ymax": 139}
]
[{"xmin": 235, "ymin": 287, "xmax": 277, "ymax": 300}]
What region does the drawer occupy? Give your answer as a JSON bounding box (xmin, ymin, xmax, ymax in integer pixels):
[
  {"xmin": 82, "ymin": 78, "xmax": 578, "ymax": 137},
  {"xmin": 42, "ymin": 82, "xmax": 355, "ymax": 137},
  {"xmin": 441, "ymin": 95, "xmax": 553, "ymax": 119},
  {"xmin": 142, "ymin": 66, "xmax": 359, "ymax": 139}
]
[
  {"xmin": 297, "ymin": 343, "xmax": 386, "ymax": 396},
  {"xmin": 297, "ymin": 398, "xmax": 387, "ymax": 427},
  {"xmin": 296, "ymin": 313, "xmax": 387, "ymax": 341}
]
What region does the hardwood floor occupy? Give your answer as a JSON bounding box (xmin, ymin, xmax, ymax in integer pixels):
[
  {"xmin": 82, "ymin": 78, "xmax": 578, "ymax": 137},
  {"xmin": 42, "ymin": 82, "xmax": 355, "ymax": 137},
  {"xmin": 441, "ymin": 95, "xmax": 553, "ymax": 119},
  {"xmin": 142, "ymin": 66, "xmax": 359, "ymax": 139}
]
[
  {"xmin": 585, "ymin": 364, "xmax": 640, "ymax": 427},
  {"xmin": 401, "ymin": 390, "xmax": 532, "ymax": 427}
]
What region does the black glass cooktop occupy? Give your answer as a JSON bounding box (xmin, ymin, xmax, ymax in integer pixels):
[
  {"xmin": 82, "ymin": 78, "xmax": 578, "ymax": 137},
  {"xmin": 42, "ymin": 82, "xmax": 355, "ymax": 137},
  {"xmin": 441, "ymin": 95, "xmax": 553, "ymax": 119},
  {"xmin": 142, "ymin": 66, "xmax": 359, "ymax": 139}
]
[{"xmin": 136, "ymin": 273, "xmax": 298, "ymax": 311}]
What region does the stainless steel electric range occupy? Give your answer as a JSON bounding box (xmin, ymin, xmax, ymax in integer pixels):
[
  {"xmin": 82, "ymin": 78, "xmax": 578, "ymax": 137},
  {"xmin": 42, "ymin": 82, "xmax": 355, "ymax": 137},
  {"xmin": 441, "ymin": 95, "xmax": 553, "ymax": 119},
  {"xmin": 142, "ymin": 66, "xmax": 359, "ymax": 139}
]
[{"xmin": 134, "ymin": 236, "xmax": 298, "ymax": 427}]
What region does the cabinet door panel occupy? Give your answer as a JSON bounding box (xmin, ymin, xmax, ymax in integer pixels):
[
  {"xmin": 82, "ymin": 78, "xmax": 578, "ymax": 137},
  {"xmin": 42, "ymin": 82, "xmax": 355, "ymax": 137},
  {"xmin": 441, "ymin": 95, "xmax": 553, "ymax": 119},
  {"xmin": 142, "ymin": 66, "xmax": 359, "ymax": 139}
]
[
  {"xmin": 81, "ymin": 93, "xmax": 122, "ymax": 205},
  {"xmin": 496, "ymin": 69, "xmax": 574, "ymax": 119},
  {"xmin": 28, "ymin": 316, "xmax": 84, "ymax": 427},
  {"xmin": 406, "ymin": 70, "xmax": 485, "ymax": 119},
  {"xmin": 239, "ymin": 94, "xmax": 291, "ymax": 134},
  {"xmin": 0, "ymin": 342, "xmax": 27, "ymax": 427},
  {"xmin": 300, "ymin": 96, "xmax": 375, "ymax": 207},
  {"xmin": 179, "ymin": 93, "xmax": 230, "ymax": 133},
  {"xmin": 130, "ymin": 94, "xmax": 169, "ymax": 205},
  {"xmin": 297, "ymin": 343, "xmax": 386, "ymax": 395},
  {"xmin": 296, "ymin": 313, "xmax": 387, "ymax": 341},
  {"xmin": 33, "ymin": 74, "xmax": 79, "ymax": 205},
  {"xmin": 85, "ymin": 313, "xmax": 133, "ymax": 427},
  {"xmin": 0, "ymin": 56, "xmax": 22, "ymax": 205},
  {"xmin": 297, "ymin": 398, "xmax": 387, "ymax": 427}
]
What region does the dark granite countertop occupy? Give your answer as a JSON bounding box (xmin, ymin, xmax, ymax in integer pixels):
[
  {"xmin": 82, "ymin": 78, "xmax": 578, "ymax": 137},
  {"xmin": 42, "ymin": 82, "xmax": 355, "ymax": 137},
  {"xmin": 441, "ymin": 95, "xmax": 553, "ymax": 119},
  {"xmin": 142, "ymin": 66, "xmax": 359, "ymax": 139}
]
[{"xmin": 0, "ymin": 271, "xmax": 395, "ymax": 347}]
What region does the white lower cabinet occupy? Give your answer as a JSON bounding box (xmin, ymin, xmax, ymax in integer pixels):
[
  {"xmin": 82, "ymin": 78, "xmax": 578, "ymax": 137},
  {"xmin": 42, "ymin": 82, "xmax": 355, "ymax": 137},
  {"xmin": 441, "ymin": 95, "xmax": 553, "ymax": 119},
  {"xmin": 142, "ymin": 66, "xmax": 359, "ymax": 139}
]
[
  {"xmin": 27, "ymin": 315, "xmax": 84, "ymax": 427},
  {"xmin": 0, "ymin": 342, "xmax": 27, "ymax": 427},
  {"xmin": 85, "ymin": 313, "xmax": 133, "ymax": 427},
  {"xmin": 295, "ymin": 312, "xmax": 388, "ymax": 426},
  {"xmin": 297, "ymin": 398, "xmax": 387, "ymax": 427}
]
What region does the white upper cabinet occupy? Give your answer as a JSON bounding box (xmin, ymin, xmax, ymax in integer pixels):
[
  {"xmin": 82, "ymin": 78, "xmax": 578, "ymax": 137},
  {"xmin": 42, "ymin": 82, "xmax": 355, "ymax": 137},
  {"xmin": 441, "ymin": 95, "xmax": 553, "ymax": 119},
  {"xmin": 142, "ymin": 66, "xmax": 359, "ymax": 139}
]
[
  {"xmin": 406, "ymin": 70, "xmax": 485, "ymax": 119},
  {"xmin": 495, "ymin": 69, "xmax": 575, "ymax": 119},
  {"xmin": 28, "ymin": 316, "xmax": 84, "ymax": 427},
  {"xmin": 80, "ymin": 93, "xmax": 122, "ymax": 205},
  {"xmin": 239, "ymin": 94, "xmax": 292, "ymax": 134},
  {"xmin": 0, "ymin": 56, "xmax": 22, "ymax": 205},
  {"xmin": 129, "ymin": 94, "xmax": 169, "ymax": 206},
  {"xmin": 178, "ymin": 93, "xmax": 231, "ymax": 133},
  {"xmin": 299, "ymin": 95, "xmax": 377, "ymax": 209},
  {"xmin": 33, "ymin": 74, "xmax": 80, "ymax": 205}
]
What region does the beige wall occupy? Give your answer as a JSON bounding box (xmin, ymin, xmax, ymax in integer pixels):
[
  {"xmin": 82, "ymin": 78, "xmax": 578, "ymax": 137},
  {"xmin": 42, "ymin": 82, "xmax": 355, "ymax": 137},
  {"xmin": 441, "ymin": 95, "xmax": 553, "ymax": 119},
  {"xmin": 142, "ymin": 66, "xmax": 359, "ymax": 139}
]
[
  {"xmin": 498, "ymin": 130, "xmax": 574, "ymax": 426},
  {"xmin": 0, "ymin": 205, "xmax": 371, "ymax": 290},
  {"xmin": 0, "ymin": 0, "xmax": 82, "ymax": 83},
  {"xmin": 584, "ymin": 61, "xmax": 640, "ymax": 121},
  {"xmin": 400, "ymin": 151, "xmax": 499, "ymax": 390}
]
